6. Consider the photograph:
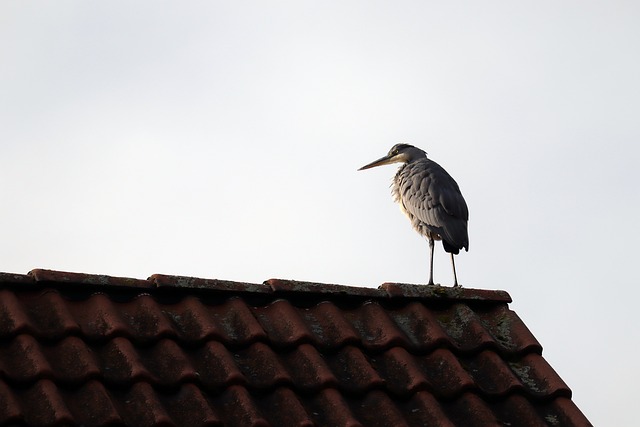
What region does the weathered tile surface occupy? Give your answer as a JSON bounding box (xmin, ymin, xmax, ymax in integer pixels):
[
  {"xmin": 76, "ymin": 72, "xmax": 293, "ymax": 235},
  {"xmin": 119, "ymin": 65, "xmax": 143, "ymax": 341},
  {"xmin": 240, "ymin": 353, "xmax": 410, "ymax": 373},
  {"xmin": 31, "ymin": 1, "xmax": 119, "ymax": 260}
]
[{"xmin": 0, "ymin": 269, "xmax": 591, "ymax": 426}]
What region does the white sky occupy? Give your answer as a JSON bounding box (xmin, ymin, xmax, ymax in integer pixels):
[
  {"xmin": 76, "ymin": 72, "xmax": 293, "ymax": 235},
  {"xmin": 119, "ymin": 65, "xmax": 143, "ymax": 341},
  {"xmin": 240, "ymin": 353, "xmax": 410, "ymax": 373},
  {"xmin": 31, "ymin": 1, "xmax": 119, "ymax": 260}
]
[{"xmin": 2, "ymin": 2, "xmax": 639, "ymax": 425}]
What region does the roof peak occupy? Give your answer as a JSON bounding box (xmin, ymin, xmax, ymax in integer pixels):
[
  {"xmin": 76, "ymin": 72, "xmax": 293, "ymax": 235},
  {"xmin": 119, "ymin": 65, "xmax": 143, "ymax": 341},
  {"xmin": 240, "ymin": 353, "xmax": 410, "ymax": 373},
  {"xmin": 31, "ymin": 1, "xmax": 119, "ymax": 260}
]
[{"xmin": 1, "ymin": 269, "xmax": 513, "ymax": 303}]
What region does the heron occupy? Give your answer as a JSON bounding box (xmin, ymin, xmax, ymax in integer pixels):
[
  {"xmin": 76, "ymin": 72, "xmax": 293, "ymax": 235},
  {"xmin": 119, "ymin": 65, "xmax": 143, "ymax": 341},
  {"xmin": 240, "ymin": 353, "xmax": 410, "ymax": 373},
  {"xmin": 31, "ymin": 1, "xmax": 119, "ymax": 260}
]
[{"xmin": 359, "ymin": 143, "xmax": 469, "ymax": 287}]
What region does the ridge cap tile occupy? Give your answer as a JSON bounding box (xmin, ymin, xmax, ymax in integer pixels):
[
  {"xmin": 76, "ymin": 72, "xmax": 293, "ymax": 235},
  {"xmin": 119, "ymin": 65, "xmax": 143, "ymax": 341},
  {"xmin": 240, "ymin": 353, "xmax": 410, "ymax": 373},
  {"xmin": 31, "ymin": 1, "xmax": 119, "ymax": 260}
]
[
  {"xmin": 380, "ymin": 282, "xmax": 512, "ymax": 302},
  {"xmin": 29, "ymin": 269, "xmax": 152, "ymax": 289},
  {"xmin": 150, "ymin": 274, "xmax": 271, "ymax": 293},
  {"xmin": 265, "ymin": 278, "xmax": 386, "ymax": 297},
  {"xmin": 0, "ymin": 272, "xmax": 32, "ymax": 285}
]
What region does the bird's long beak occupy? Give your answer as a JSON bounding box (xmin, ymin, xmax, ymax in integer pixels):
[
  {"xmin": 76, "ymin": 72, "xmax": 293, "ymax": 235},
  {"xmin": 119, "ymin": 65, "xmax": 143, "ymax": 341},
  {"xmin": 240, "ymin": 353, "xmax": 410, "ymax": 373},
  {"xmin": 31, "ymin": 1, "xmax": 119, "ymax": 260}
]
[{"xmin": 358, "ymin": 154, "xmax": 396, "ymax": 171}]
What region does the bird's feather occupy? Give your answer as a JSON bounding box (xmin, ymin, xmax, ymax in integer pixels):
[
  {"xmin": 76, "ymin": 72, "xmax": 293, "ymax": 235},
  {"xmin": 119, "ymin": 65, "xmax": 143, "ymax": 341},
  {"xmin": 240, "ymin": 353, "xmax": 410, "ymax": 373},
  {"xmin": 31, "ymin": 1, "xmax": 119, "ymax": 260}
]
[{"xmin": 394, "ymin": 158, "xmax": 469, "ymax": 253}]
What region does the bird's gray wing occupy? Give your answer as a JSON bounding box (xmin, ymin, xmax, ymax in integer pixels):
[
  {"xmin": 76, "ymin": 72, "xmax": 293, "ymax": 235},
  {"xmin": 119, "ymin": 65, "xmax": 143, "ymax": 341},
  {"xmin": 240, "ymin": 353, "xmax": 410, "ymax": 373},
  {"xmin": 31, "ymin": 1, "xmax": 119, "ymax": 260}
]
[{"xmin": 399, "ymin": 160, "xmax": 469, "ymax": 251}]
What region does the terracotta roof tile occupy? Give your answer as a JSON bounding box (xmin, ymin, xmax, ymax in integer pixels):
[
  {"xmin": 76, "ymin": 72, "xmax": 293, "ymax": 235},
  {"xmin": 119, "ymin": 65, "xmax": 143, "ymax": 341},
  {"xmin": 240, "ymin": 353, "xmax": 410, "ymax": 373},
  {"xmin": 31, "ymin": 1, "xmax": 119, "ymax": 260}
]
[
  {"xmin": 253, "ymin": 387, "xmax": 313, "ymax": 427},
  {"xmin": 235, "ymin": 342, "xmax": 292, "ymax": 389},
  {"xmin": 493, "ymin": 394, "xmax": 549, "ymax": 427},
  {"xmin": 461, "ymin": 349, "xmax": 523, "ymax": 395},
  {"xmin": 435, "ymin": 303, "xmax": 498, "ymax": 353},
  {"xmin": 213, "ymin": 297, "xmax": 269, "ymax": 345},
  {"xmin": 0, "ymin": 289, "xmax": 31, "ymax": 337},
  {"xmin": 346, "ymin": 301, "xmax": 412, "ymax": 351},
  {"xmin": 192, "ymin": 341, "xmax": 246, "ymax": 390},
  {"xmin": 118, "ymin": 382, "xmax": 174, "ymax": 427},
  {"xmin": 101, "ymin": 336, "xmax": 153, "ymax": 385},
  {"xmin": 44, "ymin": 336, "xmax": 102, "ymax": 385},
  {"xmin": 327, "ymin": 345, "xmax": 386, "ymax": 393},
  {"xmin": 385, "ymin": 301, "xmax": 450, "ymax": 351},
  {"xmin": 64, "ymin": 380, "xmax": 123, "ymax": 426},
  {"xmin": 544, "ymin": 396, "xmax": 592, "ymax": 427},
  {"xmin": 79, "ymin": 294, "xmax": 135, "ymax": 341},
  {"xmin": 252, "ymin": 300, "xmax": 315, "ymax": 347},
  {"xmin": 475, "ymin": 303, "xmax": 543, "ymax": 355},
  {"xmin": 161, "ymin": 383, "xmax": 222, "ymax": 427},
  {"xmin": 444, "ymin": 391, "xmax": 504, "ymax": 426},
  {"xmin": 0, "ymin": 269, "xmax": 591, "ymax": 426},
  {"xmin": 371, "ymin": 346, "xmax": 428, "ymax": 396},
  {"xmin": 306, "ymin": 388, "xmax": 363, "ymax": 427},
  {"xmin": 420, "ymin": 348, "xmax": 476, "ymax": 398},
  {"xmin": 354, "ymin": 390, "xmax": 410, "ymax": 427},
  {"xmin": 215, "ymin": 385, "xmax": 270, "ymax": 427},
  {"xmin": 0, "ymin": 380, "xmax": 21, "ymax": 423},
  {"xmin": 22, "ymin": 290, "xmax": 81, "ymax": 339},
  {"xmin": 298, "ymin": 301, "xmax": 361, "ymax": 349},
  {"xmin": 165, "ymin": 296, "xmax": 227, "ymax": 342},
  {"xmin": 509, "ymin": 353, "xmax": 571, "ymax": 398},
  {"xmin": 143, "ymin": 338, "xmax": 199, "ymax": 386},
  {"xmin": 2, "ymin": 334, "xmax": 52, "ymax": 383},
  {"xmin": 23, "ymin": 379, "xmax": 76, "ymax": 426},
  {"xmin": 402, "ymin": 391, "xmax": 454, "ymax": 427},
  {"xmin": 281, "ymin": 343, "xmax": 338, "ymax": 391}
]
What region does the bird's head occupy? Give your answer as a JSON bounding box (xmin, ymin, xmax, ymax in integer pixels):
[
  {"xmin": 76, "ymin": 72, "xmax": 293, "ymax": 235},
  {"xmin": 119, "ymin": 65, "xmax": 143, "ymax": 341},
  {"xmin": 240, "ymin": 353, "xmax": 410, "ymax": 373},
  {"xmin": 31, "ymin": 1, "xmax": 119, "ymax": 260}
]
[{"xmin": 358, "ymin": 143, "xmax": 427, "ymax": 171}]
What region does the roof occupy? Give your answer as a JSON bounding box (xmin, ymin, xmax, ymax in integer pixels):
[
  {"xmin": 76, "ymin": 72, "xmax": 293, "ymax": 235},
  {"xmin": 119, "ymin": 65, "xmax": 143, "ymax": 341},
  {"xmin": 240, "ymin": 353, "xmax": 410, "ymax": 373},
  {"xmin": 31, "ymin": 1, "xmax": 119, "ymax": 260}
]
[{"xmin": 0, "ymin": 269, "xmax": 591, "ymax": 427}]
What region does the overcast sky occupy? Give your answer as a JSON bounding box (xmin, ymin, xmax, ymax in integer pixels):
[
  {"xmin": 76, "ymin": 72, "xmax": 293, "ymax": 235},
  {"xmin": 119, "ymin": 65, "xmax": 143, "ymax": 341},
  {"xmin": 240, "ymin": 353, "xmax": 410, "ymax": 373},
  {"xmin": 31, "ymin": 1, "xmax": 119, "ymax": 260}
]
[{"xmin": 2, "ymin": 2, "xmax": 639, "ymax": 425}]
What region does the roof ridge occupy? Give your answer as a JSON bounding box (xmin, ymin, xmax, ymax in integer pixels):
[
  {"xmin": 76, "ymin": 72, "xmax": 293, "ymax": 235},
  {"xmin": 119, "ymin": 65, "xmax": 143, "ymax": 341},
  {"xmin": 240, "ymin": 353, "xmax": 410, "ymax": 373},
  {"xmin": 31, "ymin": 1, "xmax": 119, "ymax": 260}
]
[{"xmin": 6, "ymin": 269, "xmax": 513, "ymax": 303}]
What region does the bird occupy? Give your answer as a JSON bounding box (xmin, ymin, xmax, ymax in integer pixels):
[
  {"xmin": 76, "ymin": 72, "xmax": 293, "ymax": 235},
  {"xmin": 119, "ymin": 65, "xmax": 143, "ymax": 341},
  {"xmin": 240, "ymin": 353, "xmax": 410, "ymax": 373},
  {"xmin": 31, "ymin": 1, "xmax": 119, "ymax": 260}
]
[{"xmin": 358, "ymin": 143, "xmax": 469, "ymax": 286}]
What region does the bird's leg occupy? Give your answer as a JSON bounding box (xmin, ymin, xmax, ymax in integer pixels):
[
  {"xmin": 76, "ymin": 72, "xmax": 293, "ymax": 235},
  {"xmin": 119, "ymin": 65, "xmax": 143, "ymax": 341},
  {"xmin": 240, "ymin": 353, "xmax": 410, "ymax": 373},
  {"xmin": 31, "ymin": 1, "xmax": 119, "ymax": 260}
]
[
  {"xmin": 450, "ymin": 253, "xmax": 459, "ymax": 287},
  {"xmin": 428, "ymin": 237, "xmax": 435, "ymax": 285}
]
